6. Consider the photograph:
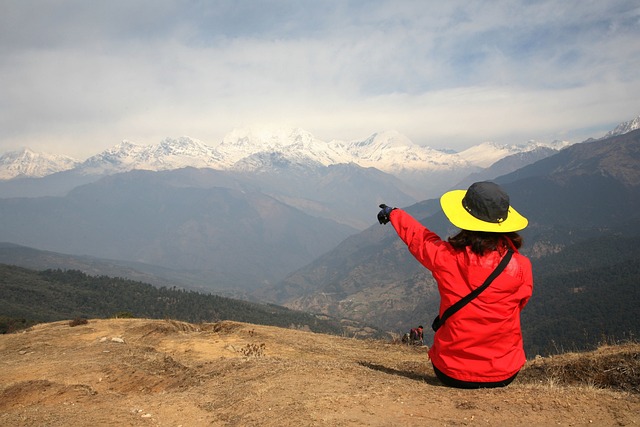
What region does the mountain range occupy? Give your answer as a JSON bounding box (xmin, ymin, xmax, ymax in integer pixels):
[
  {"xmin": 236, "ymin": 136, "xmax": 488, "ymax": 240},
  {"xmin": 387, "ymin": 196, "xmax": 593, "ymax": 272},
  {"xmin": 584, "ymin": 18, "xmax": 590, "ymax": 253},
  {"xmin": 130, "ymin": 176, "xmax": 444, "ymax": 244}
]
[
  {"xmin": 3, "ymin": 115, "xmax": 639, "ymax": 192},
  {"xmin": 0, "ymin": 128, "xmax": 568, "ymax": 176},
  {"xmin": 0, "ymin": 127, "xmax": 576, "ymax": 199}
]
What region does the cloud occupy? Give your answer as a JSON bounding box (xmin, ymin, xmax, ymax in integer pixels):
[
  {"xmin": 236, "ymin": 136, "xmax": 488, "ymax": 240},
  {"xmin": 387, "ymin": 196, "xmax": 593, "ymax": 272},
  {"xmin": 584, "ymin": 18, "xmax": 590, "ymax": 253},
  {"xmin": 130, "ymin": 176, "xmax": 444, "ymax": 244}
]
[{"xmin": 0, "ymin": 0, "xmax": 639, "ymax": 158}]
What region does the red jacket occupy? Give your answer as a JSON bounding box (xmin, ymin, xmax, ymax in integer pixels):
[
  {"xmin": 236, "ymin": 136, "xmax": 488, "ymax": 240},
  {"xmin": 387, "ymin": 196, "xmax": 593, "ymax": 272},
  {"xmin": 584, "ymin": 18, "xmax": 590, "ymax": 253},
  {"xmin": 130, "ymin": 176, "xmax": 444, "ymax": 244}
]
[{"xmin": 390, "ymin": 209, "xmax": 533, "ymax": 382}]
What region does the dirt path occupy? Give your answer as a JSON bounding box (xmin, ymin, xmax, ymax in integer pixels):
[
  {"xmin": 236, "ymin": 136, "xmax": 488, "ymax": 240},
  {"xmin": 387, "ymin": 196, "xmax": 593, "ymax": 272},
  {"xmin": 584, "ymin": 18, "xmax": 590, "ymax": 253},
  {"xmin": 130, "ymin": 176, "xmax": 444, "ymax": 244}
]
[{"xmin": 1, "ymin": 319, "xmax": 638, "ymax": 426}]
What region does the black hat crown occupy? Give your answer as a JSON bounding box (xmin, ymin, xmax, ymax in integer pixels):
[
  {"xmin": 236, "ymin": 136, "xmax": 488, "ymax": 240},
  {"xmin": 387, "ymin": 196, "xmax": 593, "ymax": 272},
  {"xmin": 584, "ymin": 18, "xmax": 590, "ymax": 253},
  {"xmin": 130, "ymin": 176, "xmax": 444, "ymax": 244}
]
[{"xmin": 461, "ymin": 181, "xmax": 510, "ymax": 224}]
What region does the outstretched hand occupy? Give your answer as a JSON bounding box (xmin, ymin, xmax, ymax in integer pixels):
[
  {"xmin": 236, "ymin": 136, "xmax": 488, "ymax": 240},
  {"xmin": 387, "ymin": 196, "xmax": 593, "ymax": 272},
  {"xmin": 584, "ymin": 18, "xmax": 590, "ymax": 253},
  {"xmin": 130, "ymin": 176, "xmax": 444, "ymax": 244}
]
[{"xmin": 377, "ymin": 204, "xmax": 395, "ymax": 225}]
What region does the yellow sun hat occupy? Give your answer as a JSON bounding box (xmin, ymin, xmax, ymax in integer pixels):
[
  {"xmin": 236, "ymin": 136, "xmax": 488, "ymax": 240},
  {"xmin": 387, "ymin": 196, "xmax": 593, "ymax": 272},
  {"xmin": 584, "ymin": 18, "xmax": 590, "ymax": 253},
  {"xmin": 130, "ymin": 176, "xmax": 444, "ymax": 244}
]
[{"xmin": 440, "ymin": 181, "xmax": 528, "ymax": 232}]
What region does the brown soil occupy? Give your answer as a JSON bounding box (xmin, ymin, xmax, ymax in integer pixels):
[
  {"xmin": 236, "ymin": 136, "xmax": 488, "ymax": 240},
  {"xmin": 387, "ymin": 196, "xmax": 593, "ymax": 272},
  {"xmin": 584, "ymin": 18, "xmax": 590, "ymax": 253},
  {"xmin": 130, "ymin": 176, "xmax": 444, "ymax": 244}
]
[{"xmin": 1, "ymin": 318, "xmax": 638, "ymax": 426}]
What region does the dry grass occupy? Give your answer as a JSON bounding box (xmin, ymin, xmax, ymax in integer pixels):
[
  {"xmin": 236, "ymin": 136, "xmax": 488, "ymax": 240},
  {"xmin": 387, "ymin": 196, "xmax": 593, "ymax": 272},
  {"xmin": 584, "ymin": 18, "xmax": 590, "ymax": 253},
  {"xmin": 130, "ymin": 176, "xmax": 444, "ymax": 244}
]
[
  {"xmin": 0, "ymin": 318, "xmax": 638, "ymax": 426},
  {"xmin": 519, "ymin": 341, "xmax": 640, "ymax": 393}
]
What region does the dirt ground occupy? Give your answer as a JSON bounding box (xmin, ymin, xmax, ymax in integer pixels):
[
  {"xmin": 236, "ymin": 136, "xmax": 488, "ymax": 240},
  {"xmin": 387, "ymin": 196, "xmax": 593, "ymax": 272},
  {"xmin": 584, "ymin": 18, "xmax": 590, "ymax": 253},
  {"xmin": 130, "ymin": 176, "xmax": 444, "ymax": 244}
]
[{"xmin": 1, "ymin": 318, "xmax": 638, "ymax": 426}]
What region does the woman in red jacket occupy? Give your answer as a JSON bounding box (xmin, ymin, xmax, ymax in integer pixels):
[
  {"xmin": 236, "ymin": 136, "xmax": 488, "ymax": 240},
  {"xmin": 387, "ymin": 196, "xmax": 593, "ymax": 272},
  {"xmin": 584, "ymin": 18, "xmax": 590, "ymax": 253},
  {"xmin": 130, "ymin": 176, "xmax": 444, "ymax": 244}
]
[{"xmin": 378, "ymin": 181, "xmax": 533, "ymax": 388}]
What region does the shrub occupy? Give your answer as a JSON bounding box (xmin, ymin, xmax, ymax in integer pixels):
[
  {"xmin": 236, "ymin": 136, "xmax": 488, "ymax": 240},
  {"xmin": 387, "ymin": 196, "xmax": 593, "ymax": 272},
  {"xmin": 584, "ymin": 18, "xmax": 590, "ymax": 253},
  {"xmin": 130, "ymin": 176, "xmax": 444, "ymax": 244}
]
[
  {"xmin": 113, "ymin": 311, "xmax": 135, "ymax": 319},
  {"xmin": 69, "ymin": 317, "xmax": 89, "ymax": 327}
]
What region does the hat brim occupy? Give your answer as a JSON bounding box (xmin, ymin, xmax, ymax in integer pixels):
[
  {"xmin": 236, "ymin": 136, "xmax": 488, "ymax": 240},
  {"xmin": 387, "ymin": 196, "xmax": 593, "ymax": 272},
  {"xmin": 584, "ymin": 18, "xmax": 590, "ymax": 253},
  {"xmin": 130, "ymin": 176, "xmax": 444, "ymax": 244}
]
[{"xmin": 440, "ymin": 189, "xmax": 528, "ymax": 232}]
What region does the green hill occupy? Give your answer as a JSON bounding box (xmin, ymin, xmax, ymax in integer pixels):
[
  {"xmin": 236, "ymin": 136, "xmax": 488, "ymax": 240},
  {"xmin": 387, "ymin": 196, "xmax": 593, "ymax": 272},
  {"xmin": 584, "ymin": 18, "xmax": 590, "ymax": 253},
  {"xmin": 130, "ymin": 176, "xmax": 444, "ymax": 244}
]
[
  {"xmin": 0, "ymin": 264, "xmax": 377, "ymax": 337},
  {"xmin": 522, "ymin": 233, "xmax": 640, "ymax": 356}
]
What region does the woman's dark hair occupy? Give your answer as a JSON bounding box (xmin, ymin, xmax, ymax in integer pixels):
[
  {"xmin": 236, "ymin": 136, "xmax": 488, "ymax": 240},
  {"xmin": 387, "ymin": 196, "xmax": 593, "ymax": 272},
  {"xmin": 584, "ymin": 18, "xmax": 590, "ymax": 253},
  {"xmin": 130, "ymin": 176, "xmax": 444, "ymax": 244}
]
[{"xmin": 448, "ymin": 230, "xmax": 522, "ymax": 255}]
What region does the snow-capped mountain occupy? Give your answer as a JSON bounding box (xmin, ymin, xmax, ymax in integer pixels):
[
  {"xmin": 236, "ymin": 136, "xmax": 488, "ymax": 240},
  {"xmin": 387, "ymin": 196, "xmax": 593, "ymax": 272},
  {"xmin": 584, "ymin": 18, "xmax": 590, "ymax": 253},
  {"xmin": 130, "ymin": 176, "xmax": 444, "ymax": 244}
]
[
  {"xmin": 0, "ymin": 148, "xmax": 79, "ymax": 180},
  {"xmin": 602, "ymin": 115, "xmax": 640, "ymax": 139},
  {"xmin": 73, "ymin": 129, "xmax": 476, "ymax": 177},
  {"xmin": 219, "ymin": 128, "xmax": 351, "ymax": 168},
  {"xmin": 0, "ymin": 132, "xmax": 565, "ymax": 182},
  {"xmin": 341, "ymin": 130, "xmax": 471, "ymax": 171},
  {"xmin": 79, "ymin": 137, "xmax": 225, "ymax": 174},
  {"xmin": 3, "ymin": 114, "xmax": 638, "ymax": 181},
  {"xmin": 458, "ymin": 140, "xmax": 571, "ymax": 168}
]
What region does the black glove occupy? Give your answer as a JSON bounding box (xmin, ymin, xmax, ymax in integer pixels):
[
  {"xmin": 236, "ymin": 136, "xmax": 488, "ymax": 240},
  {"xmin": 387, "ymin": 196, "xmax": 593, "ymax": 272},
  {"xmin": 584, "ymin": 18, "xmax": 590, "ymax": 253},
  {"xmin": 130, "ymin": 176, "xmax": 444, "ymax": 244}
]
[{"xmin": 377, "ymin": 204, "xmax": 396, "ymax": 225}]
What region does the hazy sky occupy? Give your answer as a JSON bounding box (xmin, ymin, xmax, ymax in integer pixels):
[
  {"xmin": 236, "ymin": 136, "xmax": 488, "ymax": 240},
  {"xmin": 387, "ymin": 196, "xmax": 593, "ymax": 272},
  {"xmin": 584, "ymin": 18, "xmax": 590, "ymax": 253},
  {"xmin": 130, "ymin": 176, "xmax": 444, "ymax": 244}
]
[{"xmin": 1, "ymin": 0, "xmax": 639, "ymax": 159}]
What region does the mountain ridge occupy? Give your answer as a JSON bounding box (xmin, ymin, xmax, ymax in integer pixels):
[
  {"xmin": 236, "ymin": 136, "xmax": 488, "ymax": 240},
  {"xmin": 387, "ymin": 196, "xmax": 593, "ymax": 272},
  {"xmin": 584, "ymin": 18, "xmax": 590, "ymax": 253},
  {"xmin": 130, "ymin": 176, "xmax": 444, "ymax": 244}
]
[
  {"xmin": 4, "ymin": 114, "xmax": 637, "ymax": 201},
  {"xmin": 0, "ymin": 129, "xmax": 575, "ymax": 202},
  {"xmin": 0, "ymin": 148, "xmax": 80, "ymax": 180},
  {"xmin": 0, "ymin": 127, "xmax": 577, "ymax": 182}
]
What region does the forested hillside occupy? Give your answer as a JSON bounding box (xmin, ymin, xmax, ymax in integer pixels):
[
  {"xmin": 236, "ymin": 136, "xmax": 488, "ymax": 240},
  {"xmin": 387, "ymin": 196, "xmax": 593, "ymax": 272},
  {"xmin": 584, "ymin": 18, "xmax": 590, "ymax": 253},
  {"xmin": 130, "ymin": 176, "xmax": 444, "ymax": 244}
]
[
  {"xmin": 522, "ymin": 233, "xmax": 640, "ymax": 356},
  {"xmin": 0, "ymin": 265, "xmax": 374, "ymax": 336}
]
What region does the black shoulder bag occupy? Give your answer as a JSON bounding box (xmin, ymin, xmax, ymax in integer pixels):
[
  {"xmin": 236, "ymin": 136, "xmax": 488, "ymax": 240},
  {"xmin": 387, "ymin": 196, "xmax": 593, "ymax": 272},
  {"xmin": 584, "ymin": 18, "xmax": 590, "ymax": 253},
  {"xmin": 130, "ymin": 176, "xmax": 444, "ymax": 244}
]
[{"xmin": 431, "ymin": 249, "xmax": 514, "ymax": 332}]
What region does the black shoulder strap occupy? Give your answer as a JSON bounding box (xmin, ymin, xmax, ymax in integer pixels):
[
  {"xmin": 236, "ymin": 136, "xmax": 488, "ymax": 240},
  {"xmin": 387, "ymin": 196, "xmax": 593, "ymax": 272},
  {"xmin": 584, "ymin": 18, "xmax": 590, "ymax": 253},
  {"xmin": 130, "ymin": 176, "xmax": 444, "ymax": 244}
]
[{"xmin": 432, "ymin": 249, "xmax": 514, "ymax": 332}]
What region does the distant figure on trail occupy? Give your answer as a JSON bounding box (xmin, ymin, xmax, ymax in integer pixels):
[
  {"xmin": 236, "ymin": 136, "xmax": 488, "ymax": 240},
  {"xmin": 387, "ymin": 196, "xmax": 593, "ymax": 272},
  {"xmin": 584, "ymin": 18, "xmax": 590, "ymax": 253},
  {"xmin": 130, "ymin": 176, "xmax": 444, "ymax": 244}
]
[
  {"xmin": 378, "ymin": 181, "xmax": 533, "ymax": 389},
  {"xmin": 410, "ymin": 325, "xmax": 423, "ymax": 345},
  {"xmin": 401, "ymin": 325, "xmax": 424, "ymax": 345}
]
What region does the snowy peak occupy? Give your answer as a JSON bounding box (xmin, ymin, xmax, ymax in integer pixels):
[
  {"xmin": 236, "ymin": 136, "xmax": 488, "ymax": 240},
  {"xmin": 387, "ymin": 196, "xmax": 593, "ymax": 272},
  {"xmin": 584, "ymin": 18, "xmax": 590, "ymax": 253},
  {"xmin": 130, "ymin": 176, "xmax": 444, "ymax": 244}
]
[
  {"xmin": 343, "ymin": 130, "xmax": 469, "ymax": 171},
  {"xmin": 80, "ymin": 141, "xmax": 150, "ymax": 174},
  {"xmin": 0, "ymin": 148, "xmax": 79, "ymax": 179},
  {"xmin": 0, "ymin": 131, "xmax": 565, "ymax": 180},
  {"xmin": 458, "ymin": 142, "xmax": 523, "ymax": 168},
  {"xmin": 458, "ymin": 140, "xmax": 571, "ymax": 168},
  {"xmin": 350, "ymin": 130, "xmax": 414, "ymax": 150},
  {"xmin": 346, "ymin": 131, "xmax": 415, "ymax": 161},
  {"xmin": 145, "ymin": 137, "xmax": 225, "ymax": 168},
  {"xmin": 603, "ymin": 115, "xmax": 640, "ymax": 138},
  {"xmin": 79, "ymin": 137, "xmax": 224, "ymax": 174},
  {"xmin": 219, "ymin": 128, "xmax": 316, "ymax": 153},
  {"xmin": 2, "ymin": 114, "xmax": 636, "ymax": 180},
  {"xmin": 219, "ymin": 127, "xmax": 348, "ymax": 167}
]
